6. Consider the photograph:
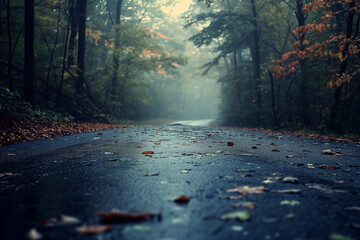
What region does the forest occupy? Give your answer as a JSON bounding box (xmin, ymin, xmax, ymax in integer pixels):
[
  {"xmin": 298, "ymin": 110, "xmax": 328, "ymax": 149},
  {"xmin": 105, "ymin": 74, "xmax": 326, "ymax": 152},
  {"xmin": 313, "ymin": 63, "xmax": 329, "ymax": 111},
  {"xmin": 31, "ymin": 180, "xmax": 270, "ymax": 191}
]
[{"xmin": 1, "ymin": 0, "xmax": 360, "ymax": 136}]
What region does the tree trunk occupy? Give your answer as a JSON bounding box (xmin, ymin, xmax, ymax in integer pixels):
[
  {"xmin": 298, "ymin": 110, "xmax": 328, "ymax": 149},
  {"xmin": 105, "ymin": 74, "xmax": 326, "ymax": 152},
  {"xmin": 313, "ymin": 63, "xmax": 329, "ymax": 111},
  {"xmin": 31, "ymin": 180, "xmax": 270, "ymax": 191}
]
[
  {"xmin": 250, "ymin": 0, "xmax": 261, "ymax": 110},
  {"xmin": 76, "ymin": 0, "xmax": 86, "ymax": 93},
  {"xmin": 68, "ymin": 0, "xmax": 78, "ymax": 68},
  {"xmin": 295, "ymin": 0, "xmax": 309, "ymax": 127},
  {"xmin": 112, "ymin": 0, "xmax": 123, "ymax": 96},
  {"xmin": 5, "ymin": 0, "xmax": 13, "ymax": 91},
  {"xmin": 329, "ymin": 0, "xmax": 355, "ymax": 132},
  {"xmin": 24, "ymin": 0, "xmax": 34, "ymax": 104},
  {"xmin": 269, "ymin": 71, "xmax": 278, "ymax": 127}
]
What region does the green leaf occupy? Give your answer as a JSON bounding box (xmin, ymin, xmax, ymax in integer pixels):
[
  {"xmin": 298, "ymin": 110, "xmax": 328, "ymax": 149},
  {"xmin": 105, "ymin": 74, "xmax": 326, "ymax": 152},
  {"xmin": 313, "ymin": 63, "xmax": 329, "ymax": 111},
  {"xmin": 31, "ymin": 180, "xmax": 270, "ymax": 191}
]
[
  {"xmin": 280, "ymin": 200, "xmax": 300, "ymax": 206},
  {"xmin": 221, "ymin": 211, "xmax": 251, "ymax": 221},
  {"xmin": 329, "ymin": 233, "xmax": 354, "ymax": 240}
]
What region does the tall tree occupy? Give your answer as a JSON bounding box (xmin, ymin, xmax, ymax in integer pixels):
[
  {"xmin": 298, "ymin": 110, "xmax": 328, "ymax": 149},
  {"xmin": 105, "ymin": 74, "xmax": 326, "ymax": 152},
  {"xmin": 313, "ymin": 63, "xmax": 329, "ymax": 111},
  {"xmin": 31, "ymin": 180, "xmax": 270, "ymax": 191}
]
[
  {"xmin": 112, "ymin": 0, "xmax": 123, "ymax": 95},
  {"xmin": 76, "ymin": 0, "xmax": 86, "ymax": 92},
  {"xmin": 24, "ymin": 0, "xmax": 34, "ymax": 104}
]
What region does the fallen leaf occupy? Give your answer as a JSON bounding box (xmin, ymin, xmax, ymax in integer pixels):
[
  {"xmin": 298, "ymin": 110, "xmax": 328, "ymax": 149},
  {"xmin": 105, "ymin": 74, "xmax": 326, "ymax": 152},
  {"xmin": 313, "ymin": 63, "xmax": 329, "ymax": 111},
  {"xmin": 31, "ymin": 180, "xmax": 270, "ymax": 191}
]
[
  {"xmin": 346, "ymin": 207, "xmax": 360, "ymax": 211},
  {"xmin": 227, "ymin": 186, "xmax": 269, "ymax": 196},
  {"xmin": 144, "ymin": 173, "xmax": 159, "ymax": 176},
  {"xmin": 107, "ymin": 159, "xmax": 119, "ymax": 162},
  {"xmin": 282, "ymin": 177, "xmax": 299, "ymax": 183},
  {"xmin": 221, "ymin": 211, "xmax": 251, "ymax": 221},
  {"xmin": 230, "ymin": 202, "xmax": 256, "ymax": 210},
  {"xmin": 103, "ymin": 152, "xmax": 113, "ymax": 155},
  {"xmin": 236, "ymin": 169, "xmax": 256, "ymax": 172},
  {"xmin": 285, "ymin": 155, "xmax": 294, "ymax": 158},
  {"xmin": 307, "ymin": 164, "xmax": 315, "ymax": 169},
  {"xmin": 181, "ymin": 170, "xmax": 189, "ymax": 174},
  {"xmin": 0, "ymin": 173, "xmax": 18, "ymax": 178},
  {"xmin": 305, "ymin": 183, "xmax": 347, "ymax": 193},
  {"xmin": 272, "ymin": 189, "xmax": 301, "ymax": 194},
  {"xmin": 137, "ymin": 146, "xmax": 142, "ymax": 148},
  {"xmin": 76, "ymin": 225, "xmax": 112, "ymax": 235},
  {"xmin": 265, "ymin": 177, "xmax": 283, "ymax": 181},
  {"xmin": 93, "ymin": 137, "xmax": 101, "ymax": 140},
  {"xmin": 289, "ymin": 162, "xmax": 304, "ymax": 166},
  {"xmin": 7, "ymin": 153, "xmax": 16, "ymax": 156},
  {"xmin": 59, "ymin": 214, "xmax": 81, "ymax": 224},
  {"xmin": 123, "ymin": 225, "xmax": 152, "ymax": 233},
  {"xmin": 97, "ymin": 132, "xmax": 103, "ymax": 135},
  {"xmin": 328, "ymin": 166, "xmax": 338, "ymax": 169},
  {"xmin": 227, "ymin": 142, "xmax": 234, "ymax": 146},
  {"xmin": 142, "ymin": 151, "xmax": 154, "ymax": 154},
  {"xmin": 272, "ymin": 148, "xmax": 280, "ymax": 152},
  {"xmin": 96, "ymin": 210, "xmax": 159, "ymax": 223},
  {"xmin": 280, "ymin": 200, "xmax": 300, "ymax": 206},
  {"xmin": 284, "ymin": 213, "xmax": 295, "ymax": 219},
  {"xmin": 174, "ymin": 195, "xmax": 190, "ymax": 203},
  {"xmin": 237, "ymin": 174, "xmax": 252, "ymax": 177},
  {"xmin": 27, "ymin": 228, "xmax": 42, "ymax": 240},
  {"xmin": 251, "ymin": 146, "xmax": 257, "ymax": 149},
  {"xmin": 329, "ymin": 233, "xmax": 354, "ymax": 240}
]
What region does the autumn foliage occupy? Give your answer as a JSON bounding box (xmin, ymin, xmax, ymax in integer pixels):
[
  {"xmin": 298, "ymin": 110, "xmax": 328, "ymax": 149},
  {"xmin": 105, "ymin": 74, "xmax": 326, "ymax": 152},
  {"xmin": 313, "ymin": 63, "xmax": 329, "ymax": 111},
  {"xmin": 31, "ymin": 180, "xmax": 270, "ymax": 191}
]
[{"xmin": 274, "ymin": 0, "xmax": 360, "ymax": 89}]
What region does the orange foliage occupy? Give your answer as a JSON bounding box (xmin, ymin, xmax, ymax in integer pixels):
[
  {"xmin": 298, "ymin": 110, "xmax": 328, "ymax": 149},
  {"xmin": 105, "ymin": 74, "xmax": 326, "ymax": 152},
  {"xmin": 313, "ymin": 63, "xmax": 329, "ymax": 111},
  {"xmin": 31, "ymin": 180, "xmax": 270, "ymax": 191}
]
[{"xmin": 273, "ymin": 0, "xmax": 360, "ymax": 88}]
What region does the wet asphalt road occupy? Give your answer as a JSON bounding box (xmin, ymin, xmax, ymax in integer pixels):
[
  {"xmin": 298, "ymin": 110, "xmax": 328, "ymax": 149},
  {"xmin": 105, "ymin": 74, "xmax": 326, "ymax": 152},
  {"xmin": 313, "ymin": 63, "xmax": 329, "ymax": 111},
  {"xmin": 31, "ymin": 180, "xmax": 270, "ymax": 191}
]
[{"xmin": 0, "ymin": 121, "xmax": 360, "ymax": 240}]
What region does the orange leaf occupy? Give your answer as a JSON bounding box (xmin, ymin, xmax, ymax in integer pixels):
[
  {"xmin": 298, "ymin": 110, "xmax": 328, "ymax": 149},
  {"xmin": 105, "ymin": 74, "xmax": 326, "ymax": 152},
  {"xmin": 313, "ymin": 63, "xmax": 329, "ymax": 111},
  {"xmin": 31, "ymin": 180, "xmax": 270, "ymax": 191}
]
[
  {"xmin": 174, "ymin": 195, "xmax": 190, "ymax": 203},
  {"xmin": 137, "ymin": 146, "xmax": 142, "ymax": 148},
  {"xmin": 76, "ymin": 225, "xmax": 112, "ymax": 235},
  {"xmin": 142, "ymin": 151, "xmax": 154, "ymax": 154}
]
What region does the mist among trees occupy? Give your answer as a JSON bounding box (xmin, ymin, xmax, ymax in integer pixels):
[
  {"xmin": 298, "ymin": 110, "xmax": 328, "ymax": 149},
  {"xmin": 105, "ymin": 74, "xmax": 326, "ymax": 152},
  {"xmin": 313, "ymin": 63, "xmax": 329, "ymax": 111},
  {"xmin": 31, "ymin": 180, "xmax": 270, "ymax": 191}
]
[{"xmin": 1, "ymin": 0, "xmax": 359, "ymax": 135}]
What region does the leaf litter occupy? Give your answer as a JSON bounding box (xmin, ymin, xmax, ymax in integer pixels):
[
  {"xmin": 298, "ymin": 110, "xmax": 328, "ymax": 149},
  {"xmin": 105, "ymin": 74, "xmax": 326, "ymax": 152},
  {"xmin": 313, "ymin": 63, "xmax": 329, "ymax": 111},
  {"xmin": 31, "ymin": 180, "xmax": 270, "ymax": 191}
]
[{"xmin": 96, "ymin": 210, "xmax": 161, "ymax": 223}]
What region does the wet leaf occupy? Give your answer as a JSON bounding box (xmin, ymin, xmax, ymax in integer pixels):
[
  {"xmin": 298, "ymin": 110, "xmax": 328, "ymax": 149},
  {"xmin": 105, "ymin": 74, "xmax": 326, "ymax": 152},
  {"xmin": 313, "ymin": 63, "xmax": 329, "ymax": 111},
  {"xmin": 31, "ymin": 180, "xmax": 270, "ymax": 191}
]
[
  {"xmin": 144, "ymin": 173, "xmax": 159, "ymax": 176},
  {"xmin": 237, "ymin": 174, "xmax": 252, "ymax": 177},
  {"xmin": 107, "ymin": 158, "xmax": 119, "ymax": 162},
  {"xmin": 76, "ymin": 225, "xmax": 112, "ymax": 235},
  {"xmin": 227, "ymin": 142, "xmax": 234, "ymax": 146},
  {"xmin": 123, "ymin": 225, "xmax": 152, "ymax": 233},
  {"xmin": 174, "ymin": 195, "xmax": 190, "ymax": 203},
  {"xmin": 181, "ymin": 170, "xmax": 189, "ymax": 174},
  {"xmin": 7, "ymin": 153, "xmax": 16, "ymax": 156},
  {"xmin": 142, "ymin": 151, "xmax": 154, "ymax": 154},
  {"xmin": 272, "ymin": 189, "xmax": 301, "ymax": 194},
  {"xmin": 93, "ymin": 137, "xmax": 101, "ymax": 140},
  {"xmin": 280, "ymin": 200, "xmax": 300, "ymax": 206},
  {"xmin": 227, "ymin": 186, "xmax": 269, "ymax": 196},
  {"xmin": 221, "ymin": 211, "xmax": 251, "ymax": 221},
  {"xmin": 285, "ymin": 155, "xmax": 294, "ymax": 158},
  {"xmin": 282, "ymin": 177, "xmax": 299, "ymax": 183},
  {"xmin": 305, "ymin": 183, "xmax": 347, "ymax": 193},
  {"xmin": 97, "ymin": 132, "xmax": 103, "ymax": 135},
  {"xmin": 137, "ymin": 146, "xmax": 142, "ymax": 148},
  {"xmin": 27, "ymin": 228, "xmax": 42, "ymax": 240},
  {"xmin": 59, "ymin": 214, "xmax": 81, "ymax": 224},
  {"xmin": 307, "ymin": 164, "xmax": 315, "ymax": 169},
  {"xmin": 328, "ymin": 166, "xmax": 338, "ymax": 169},
  {"xmin": 285, "ymin": 213, "xmax": 295, "ymax": 219},
  {"xmin": 251, "ymin": 146, "xmax": 257, "ymax": 149},
  {"xmin": 272, "ymin": 148, "xmax": 280, "ymax": 152},
  {"xmin": 103, "ymin": 152, "xmax": 113, "ymax": 155},
  {"xmin": 230, "ymin": 202, "xmax": 256, "ymax": 210},
  {"xmin": 96, "ymin": 210, "xmax": 159, "ymax": 223},
  {"xmin": 346, "ymin": 207, "xmax": 360, "ymax": 211},
  {"xmin": 329, "ymin": 233, "xmax": 354, "ymax": 240},
  {"xmin": 0, "ymin": 172, "xmax": 18, "ymax": 178}
]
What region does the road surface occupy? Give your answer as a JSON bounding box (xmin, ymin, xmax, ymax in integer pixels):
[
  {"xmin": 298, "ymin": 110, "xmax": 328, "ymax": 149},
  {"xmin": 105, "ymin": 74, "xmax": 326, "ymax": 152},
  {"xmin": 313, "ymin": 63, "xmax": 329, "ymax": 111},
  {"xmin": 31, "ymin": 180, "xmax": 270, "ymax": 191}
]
[{"xmin": 0, "ymin": 122, "xmax": 360, "ymax": 239}]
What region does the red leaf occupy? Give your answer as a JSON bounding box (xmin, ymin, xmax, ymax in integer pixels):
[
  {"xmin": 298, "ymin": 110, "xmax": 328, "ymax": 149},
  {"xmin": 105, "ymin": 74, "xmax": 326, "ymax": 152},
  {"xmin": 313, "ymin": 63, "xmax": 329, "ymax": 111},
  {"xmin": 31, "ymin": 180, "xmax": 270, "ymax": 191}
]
[
  {"xmin": 174, "ymin": 195, "xmax": 190, "ymax": 203},
  {"xmin": 96, "ymin": 211, "xmax": 159, "ymax": 223},
  {"xmin": 227, "ymin": 142, "xmax": 234, "ymax": 146},
  {"xmin": 142, "ymin": 151, "xmax": 154, "ymax": 154},
  {"xmin": 76, "ymin": 225, "xmax": 112, "ymax": 235}
]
